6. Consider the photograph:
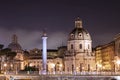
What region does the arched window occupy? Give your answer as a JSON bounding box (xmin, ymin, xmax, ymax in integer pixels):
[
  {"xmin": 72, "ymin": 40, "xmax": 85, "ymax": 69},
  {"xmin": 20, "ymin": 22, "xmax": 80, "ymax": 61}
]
[
  {"xmin": 79, "ymin": 44, "xmax": 82, "ymax": 49},
  {"xmin": 71, "ymin": 44, "xmax": 73, "ymax": 49}
]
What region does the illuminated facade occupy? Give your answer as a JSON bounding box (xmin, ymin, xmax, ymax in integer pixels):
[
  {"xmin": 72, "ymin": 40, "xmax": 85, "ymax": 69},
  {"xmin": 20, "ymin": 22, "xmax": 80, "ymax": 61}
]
[
  {"xmin": 0, "ymin": 34, "xmax": 24, "ymax": 73},
  {"xmin": 27, "ymin": 48, "xmax": 65, "ymax": 73},
  {"xmin": 95, "ymin": 42, "xmax": 116, "ymax": 71},
  {"xmin": 101, "ymin": 42, "xmax": 115, "ymax": 71},
  {"xmin": 114, "ymin": 33, "xmax": 120, "ymax": 71},
  {"xmin": 8, "ymin": 35, "xmax": 24, "ymax": 70},
  {"xmin": 6, "ymin": 18, "xmax": 95, "ymax": 73},
  {"xmin": 95, "ymin": 34, "xmax": 120, "ymax": 71},
  {"xmin": 115, "ymin": 33, "xmax": 120, "ymax": 57},
  {"xmin": 2, "ymin": 18, "xmax": 120, "ymax": 74},
  {"xmin": 95, "ymin": 46, "xmax": 102, "ymax": 71},
  {"xmin": 64, "ymin": 18, "xmax": 96, "ymax": 73}
]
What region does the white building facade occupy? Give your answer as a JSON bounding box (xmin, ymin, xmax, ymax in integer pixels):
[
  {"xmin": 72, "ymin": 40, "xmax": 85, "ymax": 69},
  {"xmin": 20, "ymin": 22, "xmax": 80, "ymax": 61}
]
[
  {"xmin": 64, "ymin": 18, "xmax": 96, "ymax": 73},
  {"xmin": 2, "ymin": 18, "xmax": 96, "ymax": 74}
]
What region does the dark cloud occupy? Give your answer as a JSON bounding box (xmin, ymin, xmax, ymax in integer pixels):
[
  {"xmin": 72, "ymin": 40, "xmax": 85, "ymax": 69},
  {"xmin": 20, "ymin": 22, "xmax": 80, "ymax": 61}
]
[{"xmin": 0, "ymin": 27, "xmax": 67, "ymax": 50}]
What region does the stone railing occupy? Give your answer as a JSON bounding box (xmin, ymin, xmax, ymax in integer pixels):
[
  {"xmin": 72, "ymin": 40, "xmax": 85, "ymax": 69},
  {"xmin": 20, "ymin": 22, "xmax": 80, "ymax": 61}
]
[{"xmin": 4, "ymin": 71, "xmax": 120, "ymax": 76}]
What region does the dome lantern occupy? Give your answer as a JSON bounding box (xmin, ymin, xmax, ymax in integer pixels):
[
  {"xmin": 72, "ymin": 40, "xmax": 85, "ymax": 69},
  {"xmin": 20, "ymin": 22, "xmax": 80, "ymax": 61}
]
[
  {"xmin": 68, "ymin": 18, "xmax": 91, "ymax": 40},
  {"xmin": 12, "ymin": 34, "xmax": 18, "ymax": 43},
  {"xmin": 75, "ymin": 17, "xmax": 82, "ymax": 28}
]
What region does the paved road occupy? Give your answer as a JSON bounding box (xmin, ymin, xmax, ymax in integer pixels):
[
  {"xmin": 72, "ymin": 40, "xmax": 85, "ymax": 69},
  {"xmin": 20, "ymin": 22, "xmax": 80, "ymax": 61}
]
[
  {"xmin": 0, "ymin": 76, "xmax": 6, "ymax": 80},
  {"xmin": 0, "ymin": 74, "xmax": 119, "ymax": 80}
]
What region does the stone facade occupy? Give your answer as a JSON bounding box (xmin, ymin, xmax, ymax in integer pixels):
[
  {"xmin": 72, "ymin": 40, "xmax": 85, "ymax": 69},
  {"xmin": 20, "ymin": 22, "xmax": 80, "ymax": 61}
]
[
  {"xmin": 27, "ymin": 48, "xmax": 65, "ymax": 73},
  {"xmin": 5, "ymin": 18, "xmax": 120, "ymax": 74},
  {"xmin": 114, "ymin": 33, "xmax": 120, "ymax": 57},
  {"xmin": 64, "ymin": 18, "xmax": 95, "ymax": 73},
  {"xmin": 95, "ymin": 34, "xmax": 120, "ymax": 71},
  {"xmin": 23, "ymin": 18, "xmax": 96, "ymax": 73}
]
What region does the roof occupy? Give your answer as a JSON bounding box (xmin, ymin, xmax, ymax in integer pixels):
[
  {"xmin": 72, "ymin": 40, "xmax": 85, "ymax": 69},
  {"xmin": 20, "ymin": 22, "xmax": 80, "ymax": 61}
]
[
  {"xmin": 69, "ymin": 28, "xmax": 91, "ymax": 40},
  {"xmin": 8, "ymin": 42, "xmax": 22, "ymax": 51}
]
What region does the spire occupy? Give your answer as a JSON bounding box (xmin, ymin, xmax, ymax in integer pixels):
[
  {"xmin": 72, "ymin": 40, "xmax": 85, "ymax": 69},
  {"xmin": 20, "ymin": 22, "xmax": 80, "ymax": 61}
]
[
  {"xmin": 12, "ymin": 34, "xmax": 18, "ymax": 43},
  {"xmin": 75, "ymin": 17, "xmax": 82, "ymax": 28}
]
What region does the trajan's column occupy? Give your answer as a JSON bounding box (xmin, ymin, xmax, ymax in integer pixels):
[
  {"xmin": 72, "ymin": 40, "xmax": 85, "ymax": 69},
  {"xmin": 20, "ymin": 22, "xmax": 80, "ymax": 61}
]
[{"xmin": 42, "ymin": 31, "xmax": 48, "ymax": 74}]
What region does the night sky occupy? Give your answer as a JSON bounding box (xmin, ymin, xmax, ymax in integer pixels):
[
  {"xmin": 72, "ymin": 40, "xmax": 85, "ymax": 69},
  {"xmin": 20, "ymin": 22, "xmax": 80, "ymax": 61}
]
[{"xmin": 0, "ymin": 0, "xmax": 120, "ymax": 50}]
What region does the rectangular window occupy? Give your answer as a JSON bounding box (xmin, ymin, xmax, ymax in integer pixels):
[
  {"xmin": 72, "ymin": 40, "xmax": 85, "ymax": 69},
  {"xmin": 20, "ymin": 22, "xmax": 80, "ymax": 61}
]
[
  {"xmin": 80, "ymin": 44, "xmax": 82, "ymax": 49},
  {"xmin": 71, "ymin": 44, "xmax": 73, "ymax": 49}
]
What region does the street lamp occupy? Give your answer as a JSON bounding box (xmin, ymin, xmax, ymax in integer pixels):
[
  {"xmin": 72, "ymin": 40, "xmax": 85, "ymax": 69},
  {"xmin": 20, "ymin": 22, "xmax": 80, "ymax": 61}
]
[
  {"xmin": 80, "ymin": 63, "xmax": 82, "ymax": 72},
  {"xmin": 59, "ymin": 64, "xmax": 62, "ymax": 71},
  {"xmin": 29, "ymin": 63, "xmax": 33, "ymax": 67},
  {"xmin": 10, "ymin": 64, "xmax": 13, "ymax": 71},
  {"xmin": 116, "ymin": 60, "xmax": 120, "ymax": 64},
  {"xmin": 116, "ymin": 60, "xmax": 120, "ymax": 71},
  {"xmin": 0, "ymin": 57, "xmax": 1, "ymax": 73},
  {"xmin": 4, "ymin": 63, "xmax": 7, "ymax": 67},
  {"xmin": 4, "ymin": 63, "xmax": 7, "ymax": 74},
  {"xmin": 59, "ymin": 64, "xmax": 63, "ymax": 74},
  {"xmin": 88, "ymin": 64, "xmax": 90, "ymax": 72},
  {"xmin": 50, "ymin": 63, "xmax": 55, "ymax": 74},
  {"xmin": 97, "ymin": 64, "xmax": 102, "ymax": 74}
]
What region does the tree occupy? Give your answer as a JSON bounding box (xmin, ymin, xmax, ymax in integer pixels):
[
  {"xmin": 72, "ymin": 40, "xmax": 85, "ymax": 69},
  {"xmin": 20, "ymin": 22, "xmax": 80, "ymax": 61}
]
[
  {"xmin": 0, "ymin": 48, "xmax": 11, "ymax": 56},
  {"xmin": 0, "ymin": 44, "xmax": 4, "ymax": 50},
  {"xmin": 0, "ymin": 44, "xmax": 4, "ymax": 57},
  {"xmin": 7, "ymin": 52, "xmax": 17, "ymax": 59},
  {"xmin": 0, "ymin": 48, "xmax": 16, "ymax": 57},
  {"xmin": 0, "ymin": 44, "xmax": 4, "ymax": 73},
  {"xmin": 24, "ymin": 65, "xmax": 38, "ymax": 71}
]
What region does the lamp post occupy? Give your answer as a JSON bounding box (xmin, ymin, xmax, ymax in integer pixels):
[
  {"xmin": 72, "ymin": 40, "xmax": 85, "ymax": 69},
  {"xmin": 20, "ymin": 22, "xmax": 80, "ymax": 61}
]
[
  {"xmin": 116, "ymin": 60, "xmax": 120, "ymax": 72},
  {"xmin": 88, "ymin": 64, "xmax": 90, "ymax": 72},
  {"xmin": 72, "ymin": 64, "xmax": 74, "ymax": 74},
  {"xmin": 113, "ymin": 63, "xmax": 115, "ymax": 74},
  {"xmin": 80, "ymin": 63, "xmax": 82, "ymax": 72},
  {"xmin": 10, "ymin": 64, "xmax": 13, "ymax": 72},
  {"xmin": 97, "ymin": 64, "xmax": 102, "ymax": 74},
  {"xmin": 50, "ymin": 63, "xmax": 55, "ymax": 74},
  {"xmin": 96, "ymin": 64, "xmax": 98, "ymax": 74},
  {"xmin": 0, "ymin": 57, "xmax": 1, "ymax": 73},
  {"xmin": 59, "ymin": 64, "xmax": 62, "ymax": 74},
  {"xmin": 4, "ymin": 63, "xmax": 7, "ymax": 74},
  {"xmin": 16, "ymin": 63, "xmax": 18, "ymax": 74}
]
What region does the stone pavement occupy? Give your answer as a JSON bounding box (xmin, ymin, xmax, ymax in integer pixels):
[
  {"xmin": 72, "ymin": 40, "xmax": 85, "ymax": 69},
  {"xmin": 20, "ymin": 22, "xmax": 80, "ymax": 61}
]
[{"xmin": 0, "ymin": 76, "xmax": 6, "ymax": 80}]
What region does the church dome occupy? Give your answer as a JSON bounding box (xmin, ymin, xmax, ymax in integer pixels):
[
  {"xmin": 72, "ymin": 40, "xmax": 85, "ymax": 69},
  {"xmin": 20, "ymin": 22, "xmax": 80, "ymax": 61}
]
[
  {"xmin": 8, "ymin": 42, "xmax": 22, "ymax": 51},
  {"xmin": 8, "ymin": 34, "xmax": 22, "ymax": 51},
  {"xmin": 69, "ymin": 28, "xmax": 91, "ymax": 40},
  {"xmin": 68, "ymin": 17, "xmax": 91, "ymax": 40}
]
